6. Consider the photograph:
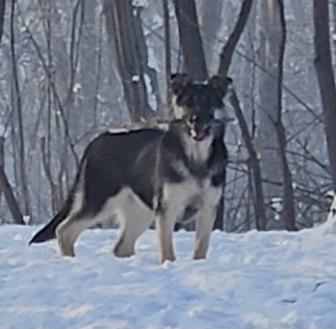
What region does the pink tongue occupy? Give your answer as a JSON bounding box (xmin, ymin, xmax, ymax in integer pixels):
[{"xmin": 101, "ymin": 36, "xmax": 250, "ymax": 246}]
[{"xmin": 192, "ymin": 130, "xmax": 206, "ymax": 141}]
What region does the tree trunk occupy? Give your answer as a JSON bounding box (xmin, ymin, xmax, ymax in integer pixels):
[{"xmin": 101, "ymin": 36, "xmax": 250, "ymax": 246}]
[
  {"xmin": 162, "ymin": 0, "xmax": 171, "ymax": 114},
  {"xmin": 313, "ymin": 0, "xmax": 336, "ymax": 191},
  {"xmin": 10, "ymin": 0, "xmax": 31, "ymax": 216},
  {"xmin": 40, "ymin": 137, "xmax": 62, "ymax": 214},
  {"xmin": 133, "ymin": 6, "xmax": 162, "ymax": 114},
  {"xmin": 258, "ymin": 0, "xmax": 284, "ymax": 228},
  {"xmin": 0, "ymin": 0, "xmax": 5, "ymax": 44},
  {"xmin": 274, "ymin": 0, "xmax": 297, "ymax": 231},
  {"xmin": 215, "ymin": 0, "xmax": 255, "ymax": 230},
  {"xmin": 258, "ymin": 0, "xmax": 296, "ymax": 230},
  {"xmin": 218, "ymin": 0, "xmax": 254, "ymax": 77},
  {"xmin": 200, "ymin": 0, "xmax": 223, "ymax": 70},
  {"xmin": 0, "ymin": 136, "xmax": 3, "ymax": 202},
  {"xmin": 229, "ymin": 89, "xmax": 267, "ymax": 230},
  {"xmin": 79, "ymin": 0, "xmax": 97, "ymax": 134},
  {"xmin": 174, "ymin": 0, "xmax": 207, "ymax": 80},
  {"xmin": 105, "ymin": 0, "xmax": 153, "ymax": 122},
  {"xmin": 0, "ymin": 138, "xmax": 24, "ymax": 225},
  {"xmin": 290, "ymin": 0, "xmax": 306, "ymax": 27}
]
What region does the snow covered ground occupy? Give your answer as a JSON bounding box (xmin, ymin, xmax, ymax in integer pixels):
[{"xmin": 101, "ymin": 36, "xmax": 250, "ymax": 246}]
[{"xmin": 1, "ymin": 220, "xmax": 336, "ymax": 329}]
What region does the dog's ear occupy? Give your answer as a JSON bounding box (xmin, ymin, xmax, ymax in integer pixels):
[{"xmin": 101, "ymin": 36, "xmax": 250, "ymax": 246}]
[
  {"xmin": 208, "ymin": 75, "xmax": 233, "ymax": 98},
  {"xmin": 171, "ymin": 73, "xmax": 192, "ymax": 95}
]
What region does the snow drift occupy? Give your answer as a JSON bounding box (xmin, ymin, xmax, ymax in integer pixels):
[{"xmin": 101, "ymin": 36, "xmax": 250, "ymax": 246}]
[{"xmin": 0, "ymin": 222, "xmax": 335, "ymax": 329}]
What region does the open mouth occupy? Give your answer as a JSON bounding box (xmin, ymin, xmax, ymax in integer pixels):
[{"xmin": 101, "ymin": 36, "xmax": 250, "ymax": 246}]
[{"xmin": 190, "ymin": 129, "xmax": 208, "ymax": 141}]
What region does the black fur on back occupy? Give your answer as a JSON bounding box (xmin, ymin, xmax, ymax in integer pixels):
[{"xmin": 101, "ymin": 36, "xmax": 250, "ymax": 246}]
[{"xmin": 29, "ymin": 128, "xmax": 164, "ymax": 244}]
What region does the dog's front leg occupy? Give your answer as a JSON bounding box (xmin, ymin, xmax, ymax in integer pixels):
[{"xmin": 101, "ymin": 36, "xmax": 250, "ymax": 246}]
[
  {"xmin": 156, "ymin": 210, "xmax": 176, "ymax": 264},
  {"xmin": 156, "ymin": 182, "xmax": 189, "ymax": 263},
  {"xmin": 193, "ymin": 187, "xmax": 221, "ymax": 260},
  {"xmin": 193, "ymin": 206, "xmax": 217, "ymax": 260}
]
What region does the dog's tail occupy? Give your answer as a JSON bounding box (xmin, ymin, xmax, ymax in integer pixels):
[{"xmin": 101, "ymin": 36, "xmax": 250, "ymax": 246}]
[
  {"xmin": 28, "ymin": 193, "xmax": 74, "ymax": 244},
  {"xmin": 29, "ymin": 155, "xmax": 88, "ymax": 245}
]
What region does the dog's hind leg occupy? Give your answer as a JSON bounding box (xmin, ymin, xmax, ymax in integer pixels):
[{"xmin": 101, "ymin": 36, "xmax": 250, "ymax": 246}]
[
  {"xmin": 113, "ymin": 190, "xmax": 154, "ymax": 258},
  {"xmin": 55, "ymin": 213, "xmax": 93, "ymax": 257},
  {"xmin": 56, "ymin": 193, "xmax": 123, "ymax": 257}
]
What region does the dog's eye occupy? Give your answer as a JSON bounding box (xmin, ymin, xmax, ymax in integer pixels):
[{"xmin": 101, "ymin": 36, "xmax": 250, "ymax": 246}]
[{"xmin": 188, "ymin": 115, "xmax": 197, "ymax": 124}]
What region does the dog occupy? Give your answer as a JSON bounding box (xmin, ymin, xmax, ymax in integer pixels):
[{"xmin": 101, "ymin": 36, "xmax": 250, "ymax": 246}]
[{"xmin": 29, "ymin": 73, "xmax": 231, "ymax": 263}]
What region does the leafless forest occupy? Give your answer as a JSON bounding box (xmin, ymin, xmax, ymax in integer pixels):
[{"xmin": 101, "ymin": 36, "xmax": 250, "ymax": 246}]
[{"xmin": 0, "ymin": 0, "xmax": 335, "ymax": 231}]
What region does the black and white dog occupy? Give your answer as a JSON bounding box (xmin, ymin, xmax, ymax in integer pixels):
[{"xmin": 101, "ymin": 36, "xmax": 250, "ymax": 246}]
[{"xmin": 29, "ymin": 74, "xmax": 231, "ymax": 263}]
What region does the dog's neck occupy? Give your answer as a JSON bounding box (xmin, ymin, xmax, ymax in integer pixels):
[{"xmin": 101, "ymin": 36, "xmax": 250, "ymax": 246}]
[
  {"xmin": 168, "ymin": 120, "xmax": 214, "ymax": 164},
  {"xmin": 182, "ymin": 132, "xmax": 213, "ymax": 165}
]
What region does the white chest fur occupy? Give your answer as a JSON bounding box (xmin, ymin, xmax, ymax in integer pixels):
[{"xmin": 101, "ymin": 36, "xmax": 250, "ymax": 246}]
[
  {"xmin": 162, "ymin": 176, "xmax": 221, "ymax": 220},
  {"xmin": 182, "ymin": 134, "xmax": 213, "ymax": 164}
]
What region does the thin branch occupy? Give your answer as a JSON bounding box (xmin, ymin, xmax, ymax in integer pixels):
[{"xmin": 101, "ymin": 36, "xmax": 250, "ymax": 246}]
[
  {"xmin": 218, "ymin": 0, "xmax": 254, "ymax": 76},
  {"xmin": 229, "ymin": 87, "xmax": 267, "ymax": 230},
  {"xmin": 17, "ymin": 11, "xmax": 80, "ymax": 166}
]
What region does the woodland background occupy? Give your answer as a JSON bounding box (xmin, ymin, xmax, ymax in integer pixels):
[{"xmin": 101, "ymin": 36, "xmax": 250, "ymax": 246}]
[{"xmin": 0, "ymin": 0, "xmax": 335, "ymax": 232}]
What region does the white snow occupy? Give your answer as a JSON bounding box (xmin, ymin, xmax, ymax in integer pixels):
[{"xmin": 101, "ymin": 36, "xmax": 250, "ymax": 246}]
[
  {"xmin": 1, "ymin": 222, "xmax": 336, "ymax": 329},
  {"xmin": 270, "ymin": 197, "xmax": 283, "ymax": 221},
  {"xmin": 144, "ymin": 73, "xmax": 157, "ymax": 111},
  {"xmin": 147, "ymin": 47, "xmax": 160, "ymax": 72},
  {"xmin": 132, "ymin": 75, "xmax": 140, "ymax": 82},
  {"xmin": 23, "ymin": 215, "xmax": 31, "ymax": 225},
  {"xmin": 72, "ymin": 83, "xmax": 82, "ymax": 93},
  {"xmin": 132, "ymin": 0, "xmax": 149, "ymax": 8}
]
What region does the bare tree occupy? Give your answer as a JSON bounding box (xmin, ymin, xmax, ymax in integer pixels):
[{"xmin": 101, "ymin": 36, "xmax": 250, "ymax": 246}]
[
  {"xmin": 40, "ymin": 137, "xmax": 62, "ymax": 214},
  {"xmin": 255, "ymin": 0, "xmax": 297, "ymax": 230},
  {"xmin": 218, "ymin": 0, "xmax": 254, "ymax": 77},
  {"xmin": 0, "ymin": 0, "xmax": 331, "ymax": 231},
  {"xmin": 273, "ymin": 0, "xmax": 296, "ymax": 231},
  {"xmin": 0, "ymin": 0, "xmax": 5, "ymax": 44},
  {"xmin": 79, "ymin": 0, "xmax": 98, "ymax": 133},
  {"xmin": 200, "ymin": 0, "xmax": 223, "ymax": 68},
  {"xmin": 0, "ymin": 138, "xmax": 24, "ymax": 224},
  {"xmin": 10, "ymin": 0, "xmax": 31, "ymax": 216},
  {"xmin": 215, "ymin": 0, "xmax": 255, "ymax": 230},
  {"xmin": 313, "ymin": 0, "xmax": 336, "ymax": 191},
  {"xmin": 290, "ymin": 0, "xmax": 306, "ymax": 26},
  {"xmin": 162, "ymin": 0, "xmax": 171, "ymax": 111},
  {"xmin": 174, "ymin": 0, "xmax": 207, "ymax": 80},
  {"xmin": 104, "ymin": 0, "xmax": 154, "ymax": 122},
  {"xmin": 228, "ymin": 89, "xmax": 267, "ymax": 230},
  {"xmin": 133, "ymin": 5, "xmax": 162, "ymax": 115},
  {"xmin": 258, "ymin": 0, "xmax": 285, "ymax": 228}
]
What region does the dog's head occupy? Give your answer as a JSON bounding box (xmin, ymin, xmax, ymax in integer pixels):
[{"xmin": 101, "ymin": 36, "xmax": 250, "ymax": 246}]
[{"xmin": 171, "ymin": 73, "xmax": 232, "ymax": 141}]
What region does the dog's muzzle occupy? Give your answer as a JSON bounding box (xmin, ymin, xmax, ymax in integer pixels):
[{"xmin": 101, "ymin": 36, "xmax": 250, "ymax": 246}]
[
  {"xmin": 190, "ymin": 128, "xmax": 208, "ymax": 141},
  {"xmin": 190, "ymin": 120, "xmax": 223, "ymax": 141}
]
